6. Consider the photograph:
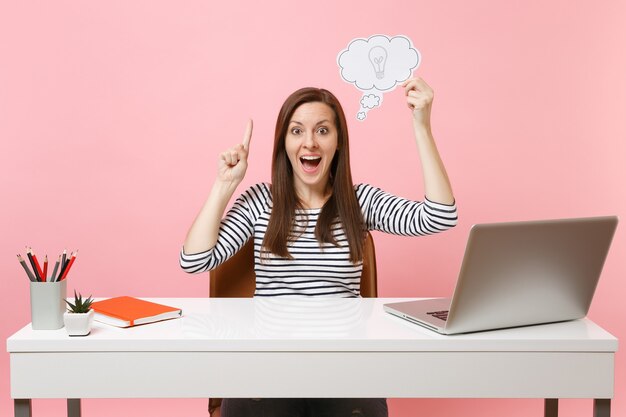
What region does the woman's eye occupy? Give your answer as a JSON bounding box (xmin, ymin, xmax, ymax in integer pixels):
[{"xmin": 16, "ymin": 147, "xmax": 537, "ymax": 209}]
[
  {"xmin": 291, "ymin": 128, "xmax": 302, "ymax": 135},
  {"xmin": 318, "ymin": 127, "xmax": 328, "ymax": 134}
]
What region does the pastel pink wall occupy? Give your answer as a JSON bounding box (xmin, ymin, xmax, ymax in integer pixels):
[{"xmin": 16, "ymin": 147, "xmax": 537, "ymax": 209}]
[{"xmin": 1, "ymin": 1, "xmax": 624, "ymax": 416}]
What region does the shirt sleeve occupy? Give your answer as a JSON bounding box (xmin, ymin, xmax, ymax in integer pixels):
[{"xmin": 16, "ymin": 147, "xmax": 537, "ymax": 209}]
[
  {"xmin": 356, "ymin": 183, "xmax": 458, "ymax": 236},
  {"xmin": 179, "ymin": 183, "xmax": 270, "ymax": 274}
]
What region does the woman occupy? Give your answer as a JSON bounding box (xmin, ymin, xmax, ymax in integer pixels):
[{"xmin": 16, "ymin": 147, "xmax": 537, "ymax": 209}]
[{"xmin": 180, "ymin": 78, "xmax": 457, "ymax": 415}]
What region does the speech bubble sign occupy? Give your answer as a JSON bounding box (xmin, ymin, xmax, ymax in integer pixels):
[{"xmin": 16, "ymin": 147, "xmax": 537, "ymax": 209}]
[{"xmin": 337, "ymin": 35, "xmax": 420, "ymax": 120}]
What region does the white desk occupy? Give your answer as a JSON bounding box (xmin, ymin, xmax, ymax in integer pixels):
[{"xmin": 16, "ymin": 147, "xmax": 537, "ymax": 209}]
[{"xmin": 7, "ymin": 298, "xmax": 618, "ymax": 417}]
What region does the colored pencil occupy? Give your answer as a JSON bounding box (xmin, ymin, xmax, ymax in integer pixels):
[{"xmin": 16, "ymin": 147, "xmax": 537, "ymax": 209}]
[
  {"xmin": 29, "ymin": 248, "xmax": 44, "ymax": 282},
  {"xmin": 50, "ymin": 255, "xmax": 61, "ymax": 282},
  {"xmin": 26, "ymin": 248, "xmax": 41, "ymax": 281},
  {"xmin": 59, "ymin": 251, "xmax": 77, "ymax": 281},
  {"xmin": 42, "ymin": 255, "xmax": 48, "ymax": 282},
  {"xmin": 59, "ymin": 257, "xmax": 70, "ymax": 278},
  {"xmin": 17, "ymin": 255, "xmax": 37, "ymax": 282}
]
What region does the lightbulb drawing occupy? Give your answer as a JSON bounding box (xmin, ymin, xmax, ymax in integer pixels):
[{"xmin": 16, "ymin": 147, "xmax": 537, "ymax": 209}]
[
  {"xmin": 368, "ymin": 46, "xmax": 388, "ymax": 80},
  {"xmin": 338, "ymin": 34, "xmax": 420, "ymax": 121}
]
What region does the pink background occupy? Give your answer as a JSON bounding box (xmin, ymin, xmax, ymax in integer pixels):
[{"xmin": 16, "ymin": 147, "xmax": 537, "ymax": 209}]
[{"xmin": 1, "ymin": 1, "xmax": 625, "ymax": 416}]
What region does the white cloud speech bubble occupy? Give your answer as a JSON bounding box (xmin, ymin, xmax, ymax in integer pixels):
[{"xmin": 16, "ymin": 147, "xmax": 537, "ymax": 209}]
[{"xmin": 337, "ymin": 35, "xmax": 420, "ymax": 120}]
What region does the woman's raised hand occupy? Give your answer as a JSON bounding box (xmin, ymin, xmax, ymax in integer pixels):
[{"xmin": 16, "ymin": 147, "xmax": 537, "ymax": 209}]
[
  {"xmin": 402, "ymin": 77, "xmax": 434, "ymax": 129},
  {"xmin": 401, "ymin": 77, "xmax": 455, "ymax": 205},
  {"xmin": 217, "ymin": 119, "xmax": 253, "ymax": 184},
  {"xmin": 184, "ymin": 120, "xmax": 253, "ymax": 253}
]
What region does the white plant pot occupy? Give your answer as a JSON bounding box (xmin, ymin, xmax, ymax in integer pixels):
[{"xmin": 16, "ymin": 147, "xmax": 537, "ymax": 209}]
[{"xmin": 63, "ymin": 310, "xmax": 94, "ymax": 336}]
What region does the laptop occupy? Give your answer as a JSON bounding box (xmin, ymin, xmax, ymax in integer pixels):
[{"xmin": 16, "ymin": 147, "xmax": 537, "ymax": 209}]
[{"xmin": 383, "ymin": 216, "xmax": 618, "ymax": 334}]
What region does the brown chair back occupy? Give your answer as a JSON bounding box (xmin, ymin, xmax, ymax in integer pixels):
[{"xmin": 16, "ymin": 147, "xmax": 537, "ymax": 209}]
[{"xmin": 209, "ymin": 231, "xmax": 378, "ymax": 297}]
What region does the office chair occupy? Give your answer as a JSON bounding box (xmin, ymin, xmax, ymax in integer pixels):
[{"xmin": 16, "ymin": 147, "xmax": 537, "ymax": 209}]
[{"xmin": 208, "ymin": 231, "xmax": 378, "ymax": 416}]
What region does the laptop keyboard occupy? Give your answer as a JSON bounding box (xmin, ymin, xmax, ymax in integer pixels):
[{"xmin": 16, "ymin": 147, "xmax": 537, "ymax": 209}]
[{"xmin": 427, "ymin": 310, "xmax": 449, "ymax": 321}]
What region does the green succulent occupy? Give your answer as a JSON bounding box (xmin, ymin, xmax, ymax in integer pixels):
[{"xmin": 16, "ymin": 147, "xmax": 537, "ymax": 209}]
[{"xmin": 65, "ymin": 290, "xmax": 94, "ymax": 313}]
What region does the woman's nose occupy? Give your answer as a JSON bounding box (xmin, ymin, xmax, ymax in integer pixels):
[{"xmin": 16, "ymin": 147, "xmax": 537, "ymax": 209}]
[{"xmin": 303, "ymin": 132, "xmax": 318, "ymax": 148}]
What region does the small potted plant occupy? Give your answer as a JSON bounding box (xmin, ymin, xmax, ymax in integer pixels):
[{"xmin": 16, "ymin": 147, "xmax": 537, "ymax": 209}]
[{"xmin": 64, "ymin": 290, "xmax": 95, "ymax": 336}]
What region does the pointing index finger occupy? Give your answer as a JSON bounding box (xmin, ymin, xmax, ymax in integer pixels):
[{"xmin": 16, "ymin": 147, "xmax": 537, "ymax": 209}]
[{"xmin": 242, "ymin": 119, "xmax": 253, "ymax": 150}]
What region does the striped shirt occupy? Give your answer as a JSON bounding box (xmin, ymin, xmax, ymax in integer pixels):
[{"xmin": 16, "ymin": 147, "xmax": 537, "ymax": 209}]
[{"xmin": 180, "ymin": 183, "xmax": 458, "ymax": 297}]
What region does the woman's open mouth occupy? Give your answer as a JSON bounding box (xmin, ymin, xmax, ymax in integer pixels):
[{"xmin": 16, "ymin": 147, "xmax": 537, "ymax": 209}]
[{"xmin": 300, "ymin": 155, "xmax": 322, "ymax": 173}]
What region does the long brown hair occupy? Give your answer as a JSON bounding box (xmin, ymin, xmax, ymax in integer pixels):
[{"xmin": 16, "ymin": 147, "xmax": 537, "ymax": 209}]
[{"xmin": 262, "ymin": 87, "xmax": 365, "ymax": 263}]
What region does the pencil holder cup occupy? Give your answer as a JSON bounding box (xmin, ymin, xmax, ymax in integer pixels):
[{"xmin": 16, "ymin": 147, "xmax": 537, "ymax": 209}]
[{"xmin": 29, "ymin": 280, "xmax": 67, "ymax": 330}]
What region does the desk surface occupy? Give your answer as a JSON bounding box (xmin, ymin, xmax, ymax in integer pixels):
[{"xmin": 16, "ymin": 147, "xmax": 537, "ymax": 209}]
[
  {"xmin": 7, "ymin": 298, "xmax": 619, "ymax": 401},
  {"xmin": 7, "ymin": 297, "xmax": 618, "ymax": 352}
]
